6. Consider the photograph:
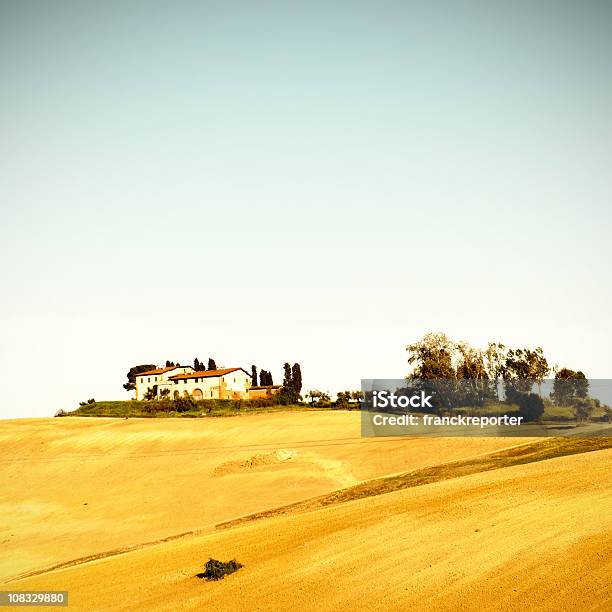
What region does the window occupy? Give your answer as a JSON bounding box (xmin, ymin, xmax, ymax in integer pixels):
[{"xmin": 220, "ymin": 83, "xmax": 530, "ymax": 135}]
[{"xmin": 148, "ymin": 377, "xmax": 150, "ymax": 383}]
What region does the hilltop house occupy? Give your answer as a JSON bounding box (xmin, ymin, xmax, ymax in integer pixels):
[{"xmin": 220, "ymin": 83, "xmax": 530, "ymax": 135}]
[{"xmin": 135, "ymin": 366, "xmax": 252, "ymax": 400}]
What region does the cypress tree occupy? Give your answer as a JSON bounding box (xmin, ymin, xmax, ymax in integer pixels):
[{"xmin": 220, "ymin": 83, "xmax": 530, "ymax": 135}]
[{"xmin": 292, "ymin": 363, "xmax": 302, "ymax": 397}]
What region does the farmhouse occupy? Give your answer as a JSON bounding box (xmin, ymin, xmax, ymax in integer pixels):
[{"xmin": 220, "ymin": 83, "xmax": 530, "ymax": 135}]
[{"xmin": 135, "ymin": 366, "xmax": 252, "ymax": 400}]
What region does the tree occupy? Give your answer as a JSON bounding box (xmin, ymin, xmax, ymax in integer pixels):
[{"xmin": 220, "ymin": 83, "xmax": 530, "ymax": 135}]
[
  {"xmin": 351, "ymin": 390, "xmax": 364, "ymax": 404},
  {"xmin": 306, "ymin": 390, "xmax": 323, "ymax": 404},
  {"xmin": 406, "ymin": 333, "xmax": 458, "ymax": 411},
  {"xmin": 335, "ymin": 391, "xmax": 351, "ymax": 408},
  {"xmin": 456, "ymin": 342, "xmax": 493, "ymax": 406},
  {"xmin": 279, "ymin": 362, "xmax": 298, "ymax": 404},
  {"xmin": 259, "ymin": 370, "xmax": 273, "ymax": 386},
  {"xmin": 292, "ymin": 363, "xmax": 302, "ymax": 397},
  {"xmin": 194, "ymin": 357, "xmax": 202, "ymax": 371},
  {"xmin": 208, "ymin": 358, "xmax": 217, "ymax": 371},
  {"xmin": 123, "ymin": 364, "xmax": 157, "ymax": 392},
  {"xmin": 504, "ymin": 347, "xmax": 549, "ymax": 400},
  {"xmin": 483, "ymin": 343, "xmax": 508, "ymax": 398},
  {"xmin": 515, "ymin": 392, "xmax": 545, "ymax": 422},
  {"xmin": 406, "ymin": 332, "xmax": 457, "ymax": 380},
  {"xmin": 283, "ymin": 362, "xmax": 292, "ymax": 387},
  {"xmin": 144, "ymin": 386, "xmax": 158, "ymax": 400},
  {"xmin": 573, "ymin": 398, "xmax": 594, "ymax": 424},
  {"xmin": 251, "ymin": 365, "xmax": 258, "ymax": 386},
  {"xmin": 306, "ymin": 390, "xmax": 330, "ymax": 406},
  {"xmin": 336, "ymin": 390, "xmax": 361, "ymax": 409},
  {"xmin": 551, "ymin": 369, "xmax": 588, "ymax": 405}
]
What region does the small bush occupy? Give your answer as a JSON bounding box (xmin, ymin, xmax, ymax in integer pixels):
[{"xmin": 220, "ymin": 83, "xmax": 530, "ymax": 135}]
[
  {"xmin": 198, "ymin": 558, "xmax": 243, "ymax": 581},
  {"xmin": 174, "ymin": 396, "xmax": 196, "ymax": 412}
]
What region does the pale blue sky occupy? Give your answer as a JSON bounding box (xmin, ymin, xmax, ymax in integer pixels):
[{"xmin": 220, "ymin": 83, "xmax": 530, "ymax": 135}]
[{"xmin": 1, "ymin": 1, "xmax": 611, "ymax": 417}]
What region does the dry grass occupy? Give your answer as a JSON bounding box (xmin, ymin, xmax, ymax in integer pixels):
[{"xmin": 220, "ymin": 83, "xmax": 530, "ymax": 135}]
[{"xmin": 218, "ymin": 436, "xmax": 612, "ymax": 528}]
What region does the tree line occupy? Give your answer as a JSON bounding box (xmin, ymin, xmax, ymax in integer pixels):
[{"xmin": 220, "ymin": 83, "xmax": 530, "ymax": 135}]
[{"xmin": 405, "ymin": 332, "xmax": 600, "ymax": 421}]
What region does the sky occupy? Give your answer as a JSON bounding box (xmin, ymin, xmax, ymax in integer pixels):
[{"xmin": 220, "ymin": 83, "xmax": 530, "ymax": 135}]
[{"xmin": 0, "ymin": 1, "xmax": 611, "ymax": 418}]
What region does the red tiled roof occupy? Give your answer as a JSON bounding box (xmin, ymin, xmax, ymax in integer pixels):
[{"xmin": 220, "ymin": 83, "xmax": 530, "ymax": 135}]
[
  {"xmin": 169, "ymin": 367, "xmax": 249, "ymax": 380},
  {"xmin": 137, "ymin": 366, "xmax": 187, "ymax": 377}
]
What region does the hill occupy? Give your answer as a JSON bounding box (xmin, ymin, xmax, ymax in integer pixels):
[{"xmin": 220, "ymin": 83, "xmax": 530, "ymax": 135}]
[{"xmin": 5, "ymin": 447, "xmax": 611, "ymax": 611}]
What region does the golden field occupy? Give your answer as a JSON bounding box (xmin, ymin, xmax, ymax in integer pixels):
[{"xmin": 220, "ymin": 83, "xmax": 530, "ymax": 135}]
[{"xmin": 0, "ymin": 412, "xmax": 610, "ymax": 611}]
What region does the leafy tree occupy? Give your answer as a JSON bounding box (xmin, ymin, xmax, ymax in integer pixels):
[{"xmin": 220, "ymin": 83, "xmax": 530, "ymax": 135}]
[
  {"xmin": 456, "ymin": 342, "xmax": 494, "ymax": 405},
  {"xmin": 335, "ymin": 391, "xmax": 351, "ymax": 408},
  {"xmin": 407, "ymin": 332, "xmax": 457, "ymax": 379},
  {"xmin": 159, "ymin": 388, "xmax": 170, "ymax": 398},
  {"xmin": 306, "ymin": 390, "xmax": 323, "ymax": 404},
  {"xmin": 336, "ymin": 390, "xmax": 362, "ymax": 409},
  {"xmin": 504, "ymin": 347, "xmax": 549, "ymax": 400},
  {"xmin": 551, "ymin": 368, "xmax": 589, "ymax": 405},
  {"xmin": 351, "ymin": 390, "xmax": 364, "ymax": 404},
  {"xmin": 208, "ymin": 358, "xmax": 217, "ymax": 371},
  {"xmin": 194, "ymin": 357, "xmax": 201, "ymax": 371},
  {"xmin": 306, "ymin": 390, "xmax": 330, "ymax": 406},
  {"xmin": 483, "ymin": 342, "xmax": 508, "ymax": 397},
  {"xmin": 406, "ymin": 333, "xmax": 458, "ymax": 411},
  {"xmin": 143, "ymin": 386, "xmax": 158, "ymax": 400},
  {"xmin": 123, "ymin": 364, "xmax": 157, "ymax": 392},
  {"xmin": 251, "ymin": 365, "xmax": 258, "ymax": 386},
  {"xmin": 573, "ymin": 398, "xmax": 595, "ymax": 424}
]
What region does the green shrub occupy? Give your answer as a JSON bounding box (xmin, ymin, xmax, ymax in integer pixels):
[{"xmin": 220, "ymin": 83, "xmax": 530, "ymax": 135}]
[
  {"xmin": 514, "ymin": 392, "xmax": 544, "ymax": 422},
  {"xmin": 198, "ymin": 558, "xmax": 243, "ymax": 581},
  {"xmin": 174, "ymin": 396, "xmax": 196, "ymax": 412}
]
